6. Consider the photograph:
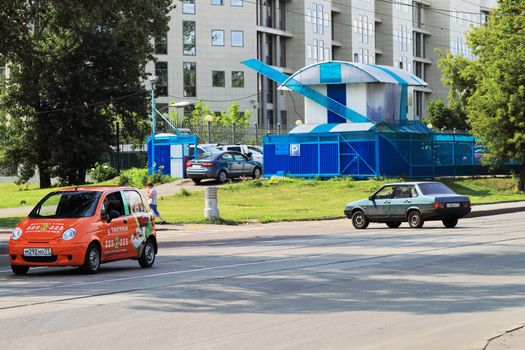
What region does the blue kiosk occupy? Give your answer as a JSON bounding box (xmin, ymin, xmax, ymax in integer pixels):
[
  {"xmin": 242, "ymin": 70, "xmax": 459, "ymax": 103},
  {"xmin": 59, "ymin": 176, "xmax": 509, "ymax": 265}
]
[
  {"xmin": 147, "ymin": 133, "xmax": 197, "ymax": 178},
  {"xmin": 243, "ymin": 59, "xmax": 494, "ymax": 178}
]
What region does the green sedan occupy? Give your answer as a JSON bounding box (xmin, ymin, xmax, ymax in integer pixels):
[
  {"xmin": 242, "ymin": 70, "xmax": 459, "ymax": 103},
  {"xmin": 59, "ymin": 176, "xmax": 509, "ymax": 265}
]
[{"xmin": 344, "ymin": 182, "xmax": 471, "ymax": 229}]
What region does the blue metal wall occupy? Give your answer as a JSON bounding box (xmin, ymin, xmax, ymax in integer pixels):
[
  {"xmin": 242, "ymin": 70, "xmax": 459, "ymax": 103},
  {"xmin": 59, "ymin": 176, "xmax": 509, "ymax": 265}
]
[
  {"xmin": 146, "ymin": 142, "xmax": 171, "ymax": 175},
  {"xmin": 263, "ymin": 131, "xmax": 516, "ymax": 178}
]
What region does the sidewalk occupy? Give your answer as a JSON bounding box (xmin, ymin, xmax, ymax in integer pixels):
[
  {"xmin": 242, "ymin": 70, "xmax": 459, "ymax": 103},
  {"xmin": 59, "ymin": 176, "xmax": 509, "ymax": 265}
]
[{"xmin": 1, "ymin": 200, "xmax": 524, "ymax": 234}]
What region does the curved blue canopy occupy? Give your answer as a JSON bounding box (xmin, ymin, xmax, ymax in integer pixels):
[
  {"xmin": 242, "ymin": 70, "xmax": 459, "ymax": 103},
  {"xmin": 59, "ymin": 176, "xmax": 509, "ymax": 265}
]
[{"xmin": 281, "ymin": 61, "xmax": 427, "ymax": 87}]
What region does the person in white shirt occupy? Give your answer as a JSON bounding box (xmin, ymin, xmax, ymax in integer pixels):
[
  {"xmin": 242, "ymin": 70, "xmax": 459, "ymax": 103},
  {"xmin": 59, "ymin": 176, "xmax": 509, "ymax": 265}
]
[{"xmin": 146, "ymin": 182, "xmax": 166, "ymax": 224}]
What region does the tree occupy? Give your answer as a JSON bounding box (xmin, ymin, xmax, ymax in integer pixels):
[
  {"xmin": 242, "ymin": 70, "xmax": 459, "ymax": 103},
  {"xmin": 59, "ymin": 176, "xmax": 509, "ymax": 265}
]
[
  {"xmin": 430, "ymin": 50, "xmax": 479, "ymax": 130},
  {"xmin": 438, "ymin": 0, "xmax": 525, "ymax": 191},
  {"xmin": 0, "ymin": 1, "xmax": 173, "ymax": 187},
  {"xmin": 215, "ymin": 102, "xmax": 251, "ymax": 127},
  {"xmin": 427, "ymin": 99, "xmax": 469, "ymax": 130}
]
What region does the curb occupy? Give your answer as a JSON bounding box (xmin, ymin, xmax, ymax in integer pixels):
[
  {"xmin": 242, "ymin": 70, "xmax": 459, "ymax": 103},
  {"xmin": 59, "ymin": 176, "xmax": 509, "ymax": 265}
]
[{"xmin": 466, "ymin": 205, "xmax": 525, "ymax": 218}]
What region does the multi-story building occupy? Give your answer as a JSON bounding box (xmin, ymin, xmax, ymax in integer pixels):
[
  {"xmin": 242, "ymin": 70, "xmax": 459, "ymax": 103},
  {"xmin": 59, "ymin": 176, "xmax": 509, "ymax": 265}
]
[{"xmin": 149, "ymin": 0, "xmax": 495, "ymax": 130}]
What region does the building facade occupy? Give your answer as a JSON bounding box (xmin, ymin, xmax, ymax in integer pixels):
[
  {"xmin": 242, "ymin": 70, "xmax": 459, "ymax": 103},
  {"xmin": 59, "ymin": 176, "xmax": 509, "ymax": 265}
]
[{"xmin": 149, "ymin": 0, "xmax": 495, "ymax": 130}]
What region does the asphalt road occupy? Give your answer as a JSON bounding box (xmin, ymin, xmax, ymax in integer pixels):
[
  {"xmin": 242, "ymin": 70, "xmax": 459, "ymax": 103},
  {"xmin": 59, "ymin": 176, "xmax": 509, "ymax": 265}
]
[{"xmin": 1, "ymin": 214, "xmax": 525, "ymax": 350}]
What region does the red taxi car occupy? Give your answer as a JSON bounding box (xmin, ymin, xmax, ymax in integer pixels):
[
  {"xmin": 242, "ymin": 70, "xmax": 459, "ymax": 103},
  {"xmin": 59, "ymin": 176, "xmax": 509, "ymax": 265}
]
[{"xmin": 8, "ymin": 186, "xmax": 157, "ymax": 275}]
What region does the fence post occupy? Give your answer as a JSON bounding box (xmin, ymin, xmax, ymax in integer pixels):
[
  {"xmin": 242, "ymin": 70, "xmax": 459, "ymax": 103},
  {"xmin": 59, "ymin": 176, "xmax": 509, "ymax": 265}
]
[
  {"xmin": 232, "ymin": 122, "xmax": 236, "ymax": 144},
  {"xmin": 277, "ymin": 123, "xmax": 281, "ymax": 134}
]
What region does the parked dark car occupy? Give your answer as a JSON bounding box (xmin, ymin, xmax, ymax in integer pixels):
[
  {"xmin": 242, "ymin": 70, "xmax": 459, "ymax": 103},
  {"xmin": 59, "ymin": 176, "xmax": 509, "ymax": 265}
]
[
  {"xmin": 186, "ymin": 151, "xmax": 262, "ymax": 184},
  {"xmin": 344, "ymin": 182, "xmax": 471, "ymax": 229}
]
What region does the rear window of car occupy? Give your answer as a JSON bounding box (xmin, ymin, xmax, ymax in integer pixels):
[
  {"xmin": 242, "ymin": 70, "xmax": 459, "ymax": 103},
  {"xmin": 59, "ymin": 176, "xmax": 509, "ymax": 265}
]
[
  {"xmin": 196, "ymin": 152, "xmax": 213, "ymax": 160},
  {"xmin": 202, "ymin": 146, "xmax": 219, "ymax": 153},
  {"xmin": 418, "ymin": 183, "xmax": 456, "ymax": 195},
  {"xmin": 247, "ymin": 146, "xmax": 261, "ymax": 153}
]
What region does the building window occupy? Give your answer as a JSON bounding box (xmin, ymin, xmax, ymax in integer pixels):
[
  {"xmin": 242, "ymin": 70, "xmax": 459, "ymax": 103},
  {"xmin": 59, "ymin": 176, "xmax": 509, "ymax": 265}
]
[
  {"xmin": 231, "ymin": 31, "xmax": 244, "ymax": 47},
  {"xmin": 183, "ymin": 62, "xmax": 196, "ymax": 97},
  {"xmin": 154, "ymin": 36, "xmax": 167, "ymax": 55},
  {"xmin": 280, "ymin": 37, "xmax": 287, "ymax": 67},
  {"xmin": 307, "ymin": 44, "xmax": 312, "ymax": 59},
  {"xmin": 312, "ymin": 3, "xmax": 317, "ymax": 33},
  {"xmin": 231, "ymin": 0, "xmax": 243, "ymax": 6},
  {"xmin": 231, "ymin": 71, "xmax": 244, "ymax": 87},
  {"xmin": 182, "ymin": 0, "xmax": 195, "ymax": 14},
  {"xmin": 480, "ymin": 10, "xmax": 489, "ymax": 23},
  {"xmin": 363, "ymin": 16, "xmax": 368, "ymax": 43},
  {"xmin": 212, "ymin": 0, "xmax": 223, "ymax": 5},
  {"xmin": 318, "ymin": 4, "xmax": 324, "ymax": 34},
  {"xmin": 211, "ymin": 30, "xmax": 224, "ymax": 46},
  {"xmin": 212, "ymin": 71, "xmax": 225, "ymax": 87},
  {"xmin": 183, "ymin": 21, "xmax": 196, "ymax": 56},
  {"xmin": 155, "ymin": 62, "xmax": 168, "ymax": 96}
]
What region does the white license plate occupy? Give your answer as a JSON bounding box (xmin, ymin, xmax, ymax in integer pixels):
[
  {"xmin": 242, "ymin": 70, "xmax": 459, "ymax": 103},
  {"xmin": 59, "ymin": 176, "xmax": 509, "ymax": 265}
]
[
  {"xmin": 192, "ymin": 165, "xmax": 202, "ymax": 169},
  {"xmin": 24, "ymin": 248, "xmax": 52, "ymax": 257},
  {"xmin": 446, "ymin": 203, "xmax": 460, "ymax": 208}
]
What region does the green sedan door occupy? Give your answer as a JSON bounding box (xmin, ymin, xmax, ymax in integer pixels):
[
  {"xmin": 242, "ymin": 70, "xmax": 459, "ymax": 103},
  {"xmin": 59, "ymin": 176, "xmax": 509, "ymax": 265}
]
[
  {"xmin": 367, "ymin": 185, "xmax": 394, "ymax": 219},
  {"xmin": 389, "ymin": 185, "xmax": 417, "ymax": 220}
]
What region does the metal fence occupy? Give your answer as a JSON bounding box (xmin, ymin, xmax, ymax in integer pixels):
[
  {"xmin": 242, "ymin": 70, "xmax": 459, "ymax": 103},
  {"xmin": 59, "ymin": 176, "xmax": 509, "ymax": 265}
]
[
  {"xmin": 156, "ymin": 121, "xmax": 290, "ymax": 146},
  {"xmin": 262, "ymin": 130, "xmax": 519, "ymax": 179}
]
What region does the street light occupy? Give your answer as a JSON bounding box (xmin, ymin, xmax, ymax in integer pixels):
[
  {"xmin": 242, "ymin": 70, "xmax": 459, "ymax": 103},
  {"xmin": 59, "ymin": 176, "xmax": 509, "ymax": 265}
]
[
  {"xmin": 204, "ymin": 114, "xmax": 214, "ymax": 143},
  {"xmin": 254, "ymin": 121, "xmax": 259, "ymax": 145},
  {"xmin": 426, "ymin": 123, "xmax": 433, "ymax": 130},
  {"xmin": 149, "ymin": 75, "xmax": 159, "ymax": 175}
]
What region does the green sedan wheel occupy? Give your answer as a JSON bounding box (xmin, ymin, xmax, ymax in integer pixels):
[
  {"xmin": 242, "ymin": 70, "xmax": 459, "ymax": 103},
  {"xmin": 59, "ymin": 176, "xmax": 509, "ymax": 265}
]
[
  {"xmin": 408, "ymin": 211, "xmax": 424, "ymax": 228},
  {"xmin": 352, "ymin": 211, "xmax": 369, "ymax": 229}
]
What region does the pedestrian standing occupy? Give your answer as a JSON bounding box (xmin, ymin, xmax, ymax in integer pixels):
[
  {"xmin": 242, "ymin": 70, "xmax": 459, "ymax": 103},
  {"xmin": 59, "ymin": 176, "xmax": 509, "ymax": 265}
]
[{"xmin": 147, "ymin": 182, "xmax": 166, "ymax": 224}]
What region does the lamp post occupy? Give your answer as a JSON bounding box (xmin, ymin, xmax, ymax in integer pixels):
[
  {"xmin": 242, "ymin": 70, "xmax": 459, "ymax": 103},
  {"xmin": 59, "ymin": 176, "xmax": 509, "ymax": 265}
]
[
  {"xmin": 295, "ymin": 119, "xmax": 303, "ymax": 127},
  {"xmin": 254, "ymin": 122, "xmax": 259, "ymax": 145},
  {"xmin": 149, "ymin": 75, "xmax": 159, "ymax": 175},
  {"xmin": 204, "ymin": 114, "xmax": 214, "ymax": 143}
]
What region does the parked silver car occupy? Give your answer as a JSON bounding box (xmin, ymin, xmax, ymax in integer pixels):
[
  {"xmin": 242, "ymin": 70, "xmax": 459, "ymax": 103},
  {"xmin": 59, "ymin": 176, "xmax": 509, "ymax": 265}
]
[{"xmin": 186, "ymin": 151, "xmax": 263, "ymax": 184}]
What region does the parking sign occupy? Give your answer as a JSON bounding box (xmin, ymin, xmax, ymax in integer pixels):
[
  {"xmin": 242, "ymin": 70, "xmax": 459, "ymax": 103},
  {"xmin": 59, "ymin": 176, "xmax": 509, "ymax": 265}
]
[{"xmin": 290, "ymin": 144, "xmax": 301, "ymax": 157}]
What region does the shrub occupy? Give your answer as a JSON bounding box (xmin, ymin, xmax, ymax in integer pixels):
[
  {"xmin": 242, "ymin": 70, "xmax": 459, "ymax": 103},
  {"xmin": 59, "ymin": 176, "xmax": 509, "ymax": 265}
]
[
  {"xmin": 267, "ymin": 176, "xmax": 296, "ymax": 186},
  {"xmin": 179, "ymin": 188, "xmax": 191, "ymax": 197},
  {"xmin": 89, "ymin": 163, "xmax": 118, "ymax": 183},
  {"xmin": 248, "ymin": 179, "xmax": 264, "ymax": 188},
  {"xmin": 118, "ymin": 167, "xmax": 172, "ymax": 188}
]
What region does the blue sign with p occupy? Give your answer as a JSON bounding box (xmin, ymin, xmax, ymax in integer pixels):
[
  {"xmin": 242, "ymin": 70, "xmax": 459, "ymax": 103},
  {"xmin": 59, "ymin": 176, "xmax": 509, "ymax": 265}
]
[{"xmin": 290, "ymin": 144, "xmax": 301, "ymax": 157}]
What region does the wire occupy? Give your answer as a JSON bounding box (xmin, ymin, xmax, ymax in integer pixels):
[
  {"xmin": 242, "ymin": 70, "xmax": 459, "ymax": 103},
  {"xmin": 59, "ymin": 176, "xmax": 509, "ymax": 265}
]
[
  {"xmin": 34, "ymin": 92, "xmax": 143, "ymax": 114},
  {"xmin": 287, "ymin": 90, "xmax": 303, "ymax": 120}
]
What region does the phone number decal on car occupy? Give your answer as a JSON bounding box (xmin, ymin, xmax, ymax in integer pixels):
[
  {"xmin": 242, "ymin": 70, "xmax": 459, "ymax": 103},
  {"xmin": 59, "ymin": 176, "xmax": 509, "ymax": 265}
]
[{"xmin": 105, "ymin": 237, "xmax": 129, "ymax": 249}]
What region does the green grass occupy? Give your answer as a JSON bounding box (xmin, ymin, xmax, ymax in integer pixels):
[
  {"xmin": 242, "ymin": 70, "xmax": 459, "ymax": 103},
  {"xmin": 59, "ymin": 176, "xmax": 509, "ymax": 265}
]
[
  {"xmin": 157, "ymin": 177, "xmax": 525, "ymax": 225},
  {"xmin": 0, "ymin": 180, "xmax": 121, "ymax": 209},
  {"xmin": 1, "ymin": 177, "xmax": 524, "ymax": 227}
]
